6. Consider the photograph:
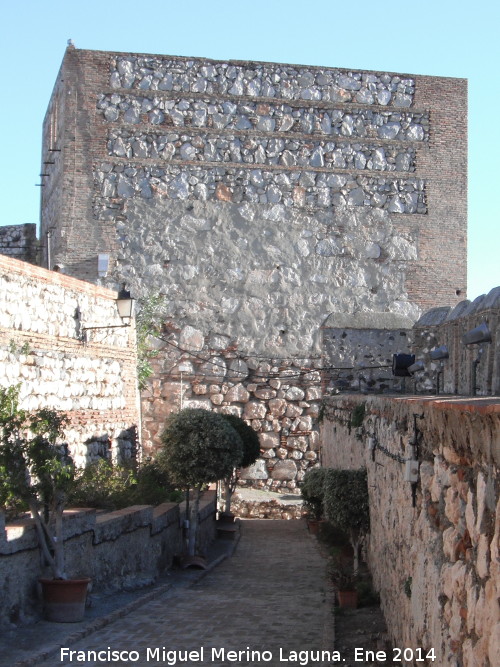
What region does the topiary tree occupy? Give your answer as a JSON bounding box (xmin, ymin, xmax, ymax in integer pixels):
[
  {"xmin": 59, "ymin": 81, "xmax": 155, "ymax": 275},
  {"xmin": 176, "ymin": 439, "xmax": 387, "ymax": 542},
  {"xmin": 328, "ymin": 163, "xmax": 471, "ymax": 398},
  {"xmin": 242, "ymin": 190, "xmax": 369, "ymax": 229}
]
[
  {"xmin": 220, "ymin": 414, "xmax": 261, "ymax": 516},
  {"xmin": 157, "ymin": 408, "xmax": 243, "ymax": 557},
  {"xmin": 323, "ymin": 468, "xmax": 370, "ymax": 574},
  {"xmin": 300, "ymin": 467, "xmax": 328, "ymax": 521},
  {"xmin": 0, "ymin": 385, "xmax": 72, "ymax": 579}
]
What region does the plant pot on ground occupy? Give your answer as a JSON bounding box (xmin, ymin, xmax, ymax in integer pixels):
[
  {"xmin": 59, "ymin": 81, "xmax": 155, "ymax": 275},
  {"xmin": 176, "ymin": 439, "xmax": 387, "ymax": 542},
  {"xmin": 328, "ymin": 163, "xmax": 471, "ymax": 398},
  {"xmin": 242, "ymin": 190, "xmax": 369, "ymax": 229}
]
[
  {"xmin": 328, "ymin": 552, "xmax": 359, "ymax": 609},
  {"xmin": 0, "ymin": 385, "xmax": 91, "ymax": 622}
]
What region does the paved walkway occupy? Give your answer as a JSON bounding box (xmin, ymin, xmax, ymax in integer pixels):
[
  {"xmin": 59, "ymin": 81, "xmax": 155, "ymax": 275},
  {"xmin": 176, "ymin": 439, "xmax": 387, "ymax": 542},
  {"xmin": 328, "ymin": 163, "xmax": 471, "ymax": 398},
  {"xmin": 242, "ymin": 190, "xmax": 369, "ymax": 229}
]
[{"xmin": 6, "ymin": 520, "xmax": 333, "ymax": 667}]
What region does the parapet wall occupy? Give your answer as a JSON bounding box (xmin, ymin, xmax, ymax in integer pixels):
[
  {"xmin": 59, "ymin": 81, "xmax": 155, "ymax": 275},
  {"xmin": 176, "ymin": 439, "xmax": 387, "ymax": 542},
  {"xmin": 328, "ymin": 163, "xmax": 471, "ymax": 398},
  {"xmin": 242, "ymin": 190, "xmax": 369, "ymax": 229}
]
[
  {"xmin": 321, "ymin": 394, "xmax": 500, "ymax": 667},
  {"xmin": 0, "ymin": 224, "xmax": 38, "ymax": 265},
  {"xmin": 411, "ymin": 287, "xmax": 500, "ymax": 396},
  {"xmin": 0, "ymin": 493, "xmax": 216, "ymax": 627},
  {"xmin": 0, "ymin": 255, "xmax": 140, "ymax": 465}
]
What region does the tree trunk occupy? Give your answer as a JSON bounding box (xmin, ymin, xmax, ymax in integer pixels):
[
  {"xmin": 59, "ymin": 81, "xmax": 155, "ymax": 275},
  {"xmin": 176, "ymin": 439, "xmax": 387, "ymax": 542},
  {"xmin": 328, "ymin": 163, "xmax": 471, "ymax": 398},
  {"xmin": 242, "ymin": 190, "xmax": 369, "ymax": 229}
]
[
  {"xmin": 29, "ymin": 502, "xmax": 66, "ymax": 579},
  {"xmin": 350, "ymin": 529, "xmax": 361, "ymax": 576},
  {"xmin": 188, "ymin": 487, "xmax": 201, "ymax": 557},
  {"xmin": 223, "ymin": 479, "xmax": 232, "ymax": 514}
]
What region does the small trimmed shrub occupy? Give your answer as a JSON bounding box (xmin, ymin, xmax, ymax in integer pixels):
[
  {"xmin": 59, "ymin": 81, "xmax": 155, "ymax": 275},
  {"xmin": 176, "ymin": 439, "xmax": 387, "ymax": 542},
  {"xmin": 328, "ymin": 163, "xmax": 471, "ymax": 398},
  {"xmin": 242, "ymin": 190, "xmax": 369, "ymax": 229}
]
[
  {"xmin": 301, "ymin": 467, "xmax": 327, "ymax": 520},
  {"xmin": 220, "ymin": 414, "xmax": 260, "ymax": 514},
  {"xmin": 323, "ymin": 468, "xmax": 370, "ymax": 574},
  {"xmin": 158, "ymin": 408, "xmax": 243, "ymax": 556}
]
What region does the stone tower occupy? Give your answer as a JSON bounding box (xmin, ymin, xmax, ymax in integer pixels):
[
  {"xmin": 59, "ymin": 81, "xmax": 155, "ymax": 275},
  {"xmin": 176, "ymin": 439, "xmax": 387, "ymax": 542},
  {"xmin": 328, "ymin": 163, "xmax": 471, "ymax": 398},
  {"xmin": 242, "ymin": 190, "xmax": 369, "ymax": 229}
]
[{"xmin": 40, "ymin": 46, "xmax": 467, "ymax": 487}]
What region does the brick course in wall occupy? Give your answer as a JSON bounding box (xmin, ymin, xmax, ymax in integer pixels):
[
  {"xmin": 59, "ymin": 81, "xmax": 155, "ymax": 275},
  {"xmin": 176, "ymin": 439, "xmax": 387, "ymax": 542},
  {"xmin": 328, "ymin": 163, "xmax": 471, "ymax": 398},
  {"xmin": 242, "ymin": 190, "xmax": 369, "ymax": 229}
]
[{"xmin": 40, "ymin": 46, "xmax": 467, "ymax": 311}]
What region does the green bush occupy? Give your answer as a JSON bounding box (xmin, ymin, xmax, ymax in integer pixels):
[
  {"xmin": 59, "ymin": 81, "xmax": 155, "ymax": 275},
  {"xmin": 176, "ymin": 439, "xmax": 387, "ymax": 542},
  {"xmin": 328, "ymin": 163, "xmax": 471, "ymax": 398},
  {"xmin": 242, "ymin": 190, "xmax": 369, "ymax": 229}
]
[
  {"xmin": 134, "ymin": 461, "xmax": 183, "ymax": 505},
  {"xmin": 70, "ymin": 459, "xmax": 180, "ymax": 510},
  {"xmin": 158, "ymin": 409, "xmax": 242, "ymax": 489},
  {"xmin": 323, "ymin": 468, "xmax": 370, "ymax": 574},
  {"xmin": 220, "ymin": 413, "xmax": 260, "ymax": 514},
  {"xmin": 221, "ymin": 414, "xmax": 260, "ymax": 469},
  {"xmin": 70, "ymin": 459, "xmax": 136, "ymax": 510},
  {"xmin": 0, "ymin": 384, "xmax": 73, "ymax": 578},
  {"xmin": 350, "ymin": 403, "xmax": 366, "ymax": 428},
  {"xmin": 300, "ymin": 467, "xmax": 327, "ymax": 520}
]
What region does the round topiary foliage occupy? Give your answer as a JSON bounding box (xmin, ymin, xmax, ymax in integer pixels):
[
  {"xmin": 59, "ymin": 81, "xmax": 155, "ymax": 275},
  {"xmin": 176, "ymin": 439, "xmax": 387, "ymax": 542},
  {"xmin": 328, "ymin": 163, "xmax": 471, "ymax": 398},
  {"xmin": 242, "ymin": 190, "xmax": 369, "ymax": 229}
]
[
  {"xmin": 221, "ymin": 414, "xmax": 261, "ymax": 469},
  {"xmin": 323, "ymin": 469, "xmax": 369, "ymax": 536},
  {"xmin": 300, "ymin": 467, "xmax": 328, "ymax": 520},
  {"xmin": 158, "ymin": 408, "xmax": 243, "ymax": 489},
  {"xmin": 301, "ymin": 467, "xmax": 327, "ymax": 503},
  {"xmin": 323, "ymin": 468, "xmax": 370, "ymax": 574}
]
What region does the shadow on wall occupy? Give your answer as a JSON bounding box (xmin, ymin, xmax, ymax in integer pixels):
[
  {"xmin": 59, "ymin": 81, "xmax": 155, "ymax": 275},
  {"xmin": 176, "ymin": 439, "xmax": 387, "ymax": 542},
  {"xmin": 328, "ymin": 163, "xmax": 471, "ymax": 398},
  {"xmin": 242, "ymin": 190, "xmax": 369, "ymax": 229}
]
[{"xmin": 83, "ymin": 427, "xmax": 138, "ymax": 463}]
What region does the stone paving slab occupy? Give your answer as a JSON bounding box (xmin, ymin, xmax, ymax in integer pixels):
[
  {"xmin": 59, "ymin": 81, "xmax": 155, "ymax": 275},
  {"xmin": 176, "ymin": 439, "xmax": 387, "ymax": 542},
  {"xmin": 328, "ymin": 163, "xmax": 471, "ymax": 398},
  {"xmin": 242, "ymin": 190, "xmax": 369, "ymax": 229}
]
[{"xmin": 3, "ymin": 520, "xmax": 334, "ymax": 667}]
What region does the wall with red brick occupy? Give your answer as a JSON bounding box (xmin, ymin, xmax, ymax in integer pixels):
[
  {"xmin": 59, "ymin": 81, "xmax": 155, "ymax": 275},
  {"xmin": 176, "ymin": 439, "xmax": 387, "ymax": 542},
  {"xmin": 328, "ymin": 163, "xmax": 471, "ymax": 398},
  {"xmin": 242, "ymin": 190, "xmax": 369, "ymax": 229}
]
[
  {"xmin": 40, "ymin": 46, "xmax": 467, "ymax": 312},
  {"xmin": 38, "ymin": 48, "xmax": 468, "ymax": 480},
  {"xmin": 0, "ymin": 255, "xmax": 140, "ymax": 464}
]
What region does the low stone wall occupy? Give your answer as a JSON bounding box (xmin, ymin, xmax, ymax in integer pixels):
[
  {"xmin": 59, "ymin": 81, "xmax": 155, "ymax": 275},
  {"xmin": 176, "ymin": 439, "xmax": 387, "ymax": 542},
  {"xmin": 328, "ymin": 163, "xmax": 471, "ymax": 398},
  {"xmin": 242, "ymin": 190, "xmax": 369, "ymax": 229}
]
[
  {"xmin": 0, "ymin": 492, "xmax": 216, "ymax": 627},
  {"xmin": 231, "ymin": 489, "xmax": 305, "ymax": 520},
  {"xmin": 321, "ymin": 394, "xmax": 500, "ymax": 667}
]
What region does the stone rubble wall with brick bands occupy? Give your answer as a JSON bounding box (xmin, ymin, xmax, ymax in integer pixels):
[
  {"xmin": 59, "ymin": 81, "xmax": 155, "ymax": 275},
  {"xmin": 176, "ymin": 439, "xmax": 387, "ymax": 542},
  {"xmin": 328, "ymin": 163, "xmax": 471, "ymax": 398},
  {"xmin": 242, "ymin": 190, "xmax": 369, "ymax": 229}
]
[
  {"xmin": 107, "ymin": 128, "xmax": 417, "ymax": 173},
  {"xmin": 321, "ymin": 395, "xmax": 500, "ymax": 667},
  {"xmin": 40, "ymin": 48, "xmax": 467, "ymax": 316},
  {"xmin": 0, "ymin": 255, "xmax": 140, "ymax": 467},
  {"xmin": 95, "ymin": 162, "xmax": 426, "ymax": 214},
  {"xmin": 98, "ymin": 93, "xmax": 429, "ymax": 141},
  {"xmin": 109, "ymin": 56, "xmax": 416, "ymax": 108}
]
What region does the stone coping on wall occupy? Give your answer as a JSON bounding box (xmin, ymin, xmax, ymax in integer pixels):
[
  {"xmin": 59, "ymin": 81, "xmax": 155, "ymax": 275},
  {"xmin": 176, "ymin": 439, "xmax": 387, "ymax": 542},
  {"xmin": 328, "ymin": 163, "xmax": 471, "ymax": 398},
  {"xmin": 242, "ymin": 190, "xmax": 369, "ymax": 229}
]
[
  {"xmin": 323, "ymin": 392, "xmax": 500, "ymax": 466},
  {"xmin": 390, "ymin": 394, "xmax": 500, "ymax": 414},
  {"xmin": 0, "ymin": 493, "xmax": 217, "ymax": 555},
  {"xmin": 0, "ymin": 501, "xmax": 193, "ymax": 554},
  {"xmin": 0, "ymin": 254, "xmax": 118, "ymax": 301}
]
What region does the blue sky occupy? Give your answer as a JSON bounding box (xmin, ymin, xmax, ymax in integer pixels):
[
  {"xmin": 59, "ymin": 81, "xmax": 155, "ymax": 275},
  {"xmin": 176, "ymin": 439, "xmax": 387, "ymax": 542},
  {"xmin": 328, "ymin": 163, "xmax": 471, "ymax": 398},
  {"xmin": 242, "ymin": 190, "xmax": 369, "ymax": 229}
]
[{"xmin": 0, "ymin": 0, "xmax": 498, "ymax": 301}]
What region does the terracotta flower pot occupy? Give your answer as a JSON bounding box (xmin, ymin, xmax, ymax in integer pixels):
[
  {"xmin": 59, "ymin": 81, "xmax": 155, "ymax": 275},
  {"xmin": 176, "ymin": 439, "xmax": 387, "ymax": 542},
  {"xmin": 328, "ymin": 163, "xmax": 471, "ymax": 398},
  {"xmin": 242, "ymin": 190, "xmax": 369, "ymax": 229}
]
[
  {"xmin": 307, "ymin": 518, "xmax": 325, "ymax": 535},
  {"xmin": 39, "ymin": 577, "xmax": 91, "ymax": 622},
  {"xmin": 337, "ymin": 589, "xmax": 358, "ymax": 609}
]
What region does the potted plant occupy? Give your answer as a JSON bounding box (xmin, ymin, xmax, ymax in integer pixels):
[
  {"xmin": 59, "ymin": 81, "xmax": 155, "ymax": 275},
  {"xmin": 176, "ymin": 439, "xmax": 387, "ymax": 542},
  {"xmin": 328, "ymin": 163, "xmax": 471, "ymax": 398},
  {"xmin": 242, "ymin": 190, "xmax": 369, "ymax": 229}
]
[
  {"xmin": 328, "ymin": 551, "xmax": 359, "ymax": 608},
  {"xmin": 157, "ymin": 408, "xmax": 242, "ymax": 567},
  {"xmin": 323, "ymin": 468, "xmax": 370, "ymax": 576},
  {"xmin": 219, "ymin": 413, "xmax": 260, "ymax": 523},
  {"xmin": 300, "ymin": 467, "xmax": 327, "ymax": 533},
  {"xmin": 0, "ymin": 385, "xmax": 90, "ymax": 622}
]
